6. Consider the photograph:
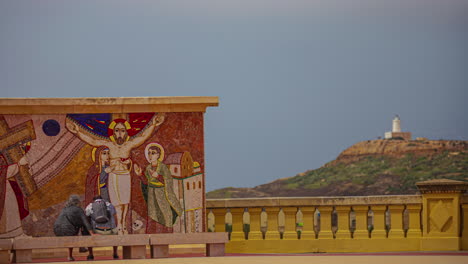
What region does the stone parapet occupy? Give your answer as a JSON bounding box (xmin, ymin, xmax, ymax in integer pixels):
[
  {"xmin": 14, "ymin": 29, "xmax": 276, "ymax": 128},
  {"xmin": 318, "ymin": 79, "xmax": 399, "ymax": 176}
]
[{"xmin": 207, "ymin": 180, "xmax": 468, "ymax": 253}]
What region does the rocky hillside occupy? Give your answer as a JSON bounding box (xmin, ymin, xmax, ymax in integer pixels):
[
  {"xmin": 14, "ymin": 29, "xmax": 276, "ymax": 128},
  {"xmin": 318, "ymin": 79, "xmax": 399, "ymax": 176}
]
[{"xmin": 207, "ymin": 139, "xmax": 468, "ymax": 198}]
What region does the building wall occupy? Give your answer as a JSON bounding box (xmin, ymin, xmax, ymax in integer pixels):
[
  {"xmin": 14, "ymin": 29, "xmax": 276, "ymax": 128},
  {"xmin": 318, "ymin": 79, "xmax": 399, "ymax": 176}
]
[
  {"xmin": 384, "ymin": 132, "xmax": 393, "ymax": 139},
  {"xmin": 387, "ymin": 132, "xmax": 412, "ymax": 140},
  {"xmin": 183, "ymin": 173, "xmax": 204, "ymax": 233},
  {"xmin": 0, "ymin": 112, "xmax": 206, "ymax": 237}
]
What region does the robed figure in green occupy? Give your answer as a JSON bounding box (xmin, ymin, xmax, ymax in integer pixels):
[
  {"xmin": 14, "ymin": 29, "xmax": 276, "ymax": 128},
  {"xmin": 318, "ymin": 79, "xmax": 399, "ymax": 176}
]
[{"xmin": 135, "ymin": 143, "xmax": 182, "ymax": 233}]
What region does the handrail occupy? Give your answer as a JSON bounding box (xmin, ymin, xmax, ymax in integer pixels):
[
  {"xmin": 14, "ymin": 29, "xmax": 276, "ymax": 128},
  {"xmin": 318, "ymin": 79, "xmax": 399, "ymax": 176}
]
[{"xmin": 207, "ymin": 195, "xmax": 422, "ymax": 208}]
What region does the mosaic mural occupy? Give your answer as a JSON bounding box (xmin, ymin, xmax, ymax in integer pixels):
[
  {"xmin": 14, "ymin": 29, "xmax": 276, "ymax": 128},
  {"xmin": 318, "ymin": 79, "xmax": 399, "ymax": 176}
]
[{"xmin": 0, "ymin": 112, "xmax": 206, "ymax": 237}]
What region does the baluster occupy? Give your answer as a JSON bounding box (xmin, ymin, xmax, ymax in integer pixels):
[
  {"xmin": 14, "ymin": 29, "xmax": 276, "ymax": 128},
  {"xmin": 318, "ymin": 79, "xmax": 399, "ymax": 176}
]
[
  {"xmin": 388, "ymin": 205, "xmax": 405, "ymax": 238},
  {"xmin": 406, "ymin": 204, "xmax": 422, "ymax": 238},
  {"xmin": 353, "ymin": 205, "xmax": 369, "ymax": 239},
  {"xmin": 243, "ymin": 208, "xmax": 250, "ymax": 240},
  {"xmin": 230, "ymin": 208, "xmax": 245, "ymax": 240},
  {"xmin": 212, "ymin": 208, "xmax": 226, "ymax": 233},
  {"xmin": 318, "ymin": 206, "xmax": 334, "ymax": 239},
  {"xmin": 403, "ymin": 208, "xmax": 409, "ymax": 235},
  {"xmin": 265, "ymin": 207, "xmax": 281, "ymax": 240},
  {"xmin": 278, "ymin": 208, "xmax": 285, "ymax": 238},
  {"xmin": 314, "ymin": 208, "xmax": 320, "ymax": 237},
  {"xmin": 300, "ymin": 207, "xmax": 315, "ymax": 240},
  {"xmin": 225, "ymin": 209, "xmax": 232, "ymax": 239},
  {"xmin": 335, "ymin": 206, "xmax": 351, "ymax": 239},
  {"xmin": 283, "ymin": 207, "xmax": 298, "ymax": 240},
  {"xmin": 368, "ymin": 209, "xmax": 374, "ymax": 236},
  {"xmin": 260, "ymin": 209, "xmax": 268, "ymax": 239},
  {"xmin": 332, "ymin": 208, "xmax": 337, "ymax": 237},
  {"xmin": 385, "ymin": 208, "xmax": 391, "ymax": 237},
  {"xmin": 248, "ymin": 208, "xmax": 263, "ymax": 240},
  {"xmin": 296, "ymin": 208, "xmax": 303, "ymax": 239},
  {"xmin": 207, "ymin": 209, "xmax": 215, "ymax": 232},
  {"xmin": 371, "ymin": 205, "xmax": 387, "ymax": 238},
  {"xmin": 349, "ymin": 209, "xmax": 356, "ymax": 235}
]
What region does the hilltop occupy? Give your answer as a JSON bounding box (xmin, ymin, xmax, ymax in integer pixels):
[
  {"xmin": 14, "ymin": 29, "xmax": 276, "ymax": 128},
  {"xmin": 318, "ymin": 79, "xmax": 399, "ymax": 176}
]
[{"xmin": 206, "ymin": 139, "xmax": 468, "ymax": 198}]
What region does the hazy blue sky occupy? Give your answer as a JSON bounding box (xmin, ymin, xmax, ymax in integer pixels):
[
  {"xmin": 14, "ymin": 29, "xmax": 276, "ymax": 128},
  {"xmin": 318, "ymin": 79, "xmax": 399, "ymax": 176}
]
[{"xmin": 1, "ymin": 0, "xmax": 467, "ymax": 191}]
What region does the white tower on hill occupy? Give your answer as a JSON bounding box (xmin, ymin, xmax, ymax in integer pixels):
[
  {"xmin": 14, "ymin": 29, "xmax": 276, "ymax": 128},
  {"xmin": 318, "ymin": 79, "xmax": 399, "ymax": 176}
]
[
  {"xmin": 392, "ymin": 115, "xmax": 401, "ymax": 132},
  {"xmin": 384, "ymin": 115, "xmax": 411, "ymax": 140}
]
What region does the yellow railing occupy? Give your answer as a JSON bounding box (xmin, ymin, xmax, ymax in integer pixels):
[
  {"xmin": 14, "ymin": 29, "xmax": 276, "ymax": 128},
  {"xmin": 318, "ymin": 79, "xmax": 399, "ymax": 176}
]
[{"xmin": 206, "ymin": 180, "xmax": 468, "ymax": 253}]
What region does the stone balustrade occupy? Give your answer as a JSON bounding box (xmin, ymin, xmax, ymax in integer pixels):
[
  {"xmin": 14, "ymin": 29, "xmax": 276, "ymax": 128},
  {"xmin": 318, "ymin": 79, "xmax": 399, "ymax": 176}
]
[{"xmin": 206, "ymin": 179, "xmax": 468, "ymax": 253}]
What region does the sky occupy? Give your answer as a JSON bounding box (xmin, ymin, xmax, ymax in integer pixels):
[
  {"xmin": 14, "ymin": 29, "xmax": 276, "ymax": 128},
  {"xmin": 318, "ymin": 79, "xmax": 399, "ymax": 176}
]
[{"xmin": 1, "ymin": 0, "xmax": 467, "ymax": 191}]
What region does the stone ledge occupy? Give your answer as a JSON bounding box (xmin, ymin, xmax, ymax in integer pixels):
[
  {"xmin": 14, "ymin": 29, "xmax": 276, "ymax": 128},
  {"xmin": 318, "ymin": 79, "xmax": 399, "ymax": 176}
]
[
  {"xmin": 28, "ymin": 244, "xmax": 206, "ymax": 259},
  {"xmin": 149, "ymin": 233, "xmax": 228, "ymax": 245},
  {"xmin": 0, "ymin": 239, "xmax": 13, "ymax": 250},
  {"xmin": 13, "ymin": 234, "xmax": 150, "ymax": 249},
  {"xmin": 0, "ymin": 96, "xmax": 219, "ymax": 114},
  {"xmin": 207, "ymin": 195, "xmax": 422, "ymax": 208},
  {"xmin": 416, "ymin": 179, "xmax": 468, "ymax": 194}
]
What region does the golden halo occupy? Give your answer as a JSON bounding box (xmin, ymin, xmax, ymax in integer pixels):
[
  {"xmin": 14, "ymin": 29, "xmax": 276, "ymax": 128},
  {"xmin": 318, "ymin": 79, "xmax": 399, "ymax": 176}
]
[
  {"xmin": 108, "ymin": 120, "xmax": 131, "ymax": 143},
  {"xmin": 145, "ymin": 142, "xmax": 165, "ymax": 163},
  {"xmin": 91, "ymin": 147, "xmax": 97, "ymax": 163},
  {"xmin": 108, "ymin": 122, "xmax": 116, "ymax": 130},
  {"xmin": 108, "ymin": 120, "xmax": 131, "ymax": 130},
  {"xmin": 91, "ymin": 147, "xmax": 109, "ymax": 163}
]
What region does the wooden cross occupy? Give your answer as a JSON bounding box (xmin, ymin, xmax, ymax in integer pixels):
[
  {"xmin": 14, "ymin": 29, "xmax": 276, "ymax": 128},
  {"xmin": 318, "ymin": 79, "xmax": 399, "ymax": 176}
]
[{"xmin": 0, "ymin": 116, "xmax": 37, "ymax": 197}]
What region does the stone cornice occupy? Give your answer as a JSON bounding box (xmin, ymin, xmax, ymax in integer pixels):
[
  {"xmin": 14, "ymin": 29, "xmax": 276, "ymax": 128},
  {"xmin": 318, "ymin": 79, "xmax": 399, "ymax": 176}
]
[
  {"xmin": 206, "ymin": 195, "xmax": 422, "ymax": 208},
  {"xmin": 0, "ymin": 96, "xmax": 219, "ymax": 114},
  {"xmin": 416, "ymin": 179, "xmax": 468, "ymax": 194}
]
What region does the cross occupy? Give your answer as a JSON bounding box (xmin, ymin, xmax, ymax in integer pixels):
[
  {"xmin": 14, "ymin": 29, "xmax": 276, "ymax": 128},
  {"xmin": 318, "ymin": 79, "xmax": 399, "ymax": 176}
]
[{"xmin": 0, "ymin": 116, "xmax": 37, "ymax": 197}]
